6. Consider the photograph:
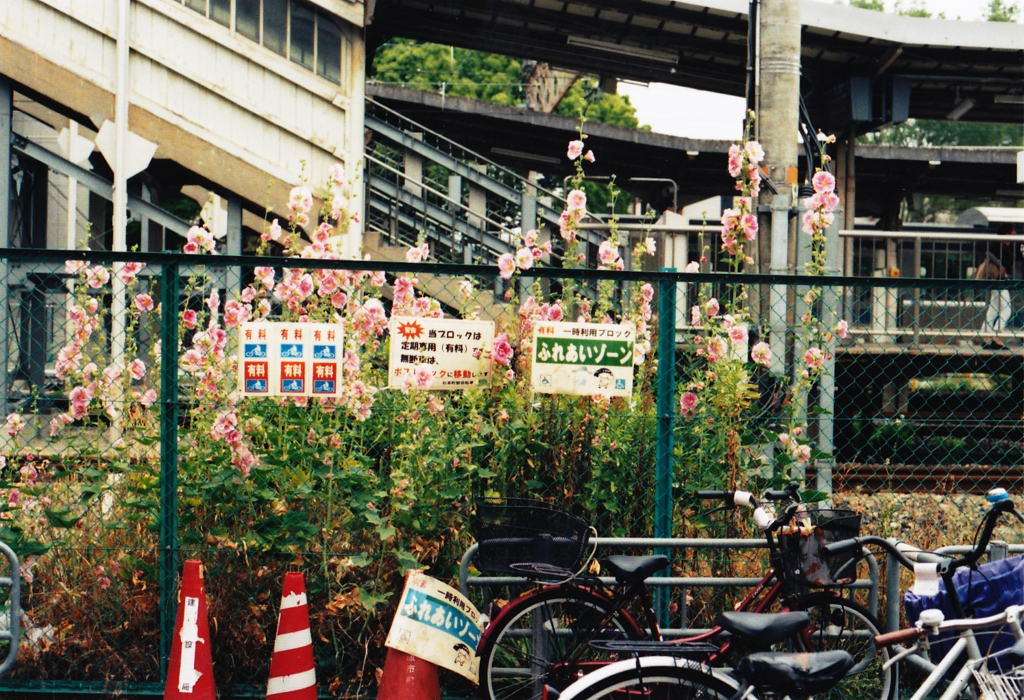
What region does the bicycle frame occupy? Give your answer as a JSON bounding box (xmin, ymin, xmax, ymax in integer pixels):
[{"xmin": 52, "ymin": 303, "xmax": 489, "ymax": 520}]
[{"xmin": 885, "ymin": 606, "xmax": 1024, "ymax": 700}]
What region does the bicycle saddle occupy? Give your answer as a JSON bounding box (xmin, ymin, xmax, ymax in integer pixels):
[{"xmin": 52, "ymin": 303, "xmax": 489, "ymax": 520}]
[
  {"xmin": 604, "ymin": 555, "xmax": 670, "ymax": 585},
  {"xmin": 716, "ymin": 611, "xmax": 810, "ymax": 647},
  {"xmin": 734, "ymin": 650, "xmax": 855, "ymax": 696}
]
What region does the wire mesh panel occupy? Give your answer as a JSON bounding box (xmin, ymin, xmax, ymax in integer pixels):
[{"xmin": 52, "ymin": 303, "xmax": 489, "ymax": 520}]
[{"xmin": 0, "ymin": 247, "xmax": 1020, "ymax": 698}]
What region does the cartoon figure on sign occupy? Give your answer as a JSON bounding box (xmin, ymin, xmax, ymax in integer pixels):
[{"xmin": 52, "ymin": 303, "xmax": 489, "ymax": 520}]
[
  {"xmin": 594, "ymin": 367, "xmax": 613, "ymax": 391},
  {"xmin": 453, "ymin": 642, "xmax": 471, "ymax": 667}
]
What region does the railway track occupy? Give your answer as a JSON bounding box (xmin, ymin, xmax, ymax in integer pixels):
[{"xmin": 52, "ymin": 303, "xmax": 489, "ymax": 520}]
[{"xmin": 816, "ymin": 463, "xmax": 1024, "ymax": 493}]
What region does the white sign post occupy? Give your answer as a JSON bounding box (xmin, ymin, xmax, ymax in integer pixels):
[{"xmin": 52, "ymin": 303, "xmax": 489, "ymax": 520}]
[
  {"xmin": 531, "ymin": 321, "xmax": 635, "ymax": 397},
  {"xmin": 385, "ymin": 570, "xmax": 484, "ymax": 683},
  {"xmin": 387, "ymin": 316, "xmax": 495, "ymax": 391}
]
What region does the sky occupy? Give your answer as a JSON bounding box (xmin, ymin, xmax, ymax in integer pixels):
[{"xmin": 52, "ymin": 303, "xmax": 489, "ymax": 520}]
[{"xmin": 618, "ymin": 0, "xmax": 1019, "ymax": 141}]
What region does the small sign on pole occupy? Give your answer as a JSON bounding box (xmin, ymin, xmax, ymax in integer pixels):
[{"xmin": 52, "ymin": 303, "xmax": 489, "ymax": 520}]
[
  {"xmin": 387, "ymin": 316, "xmax": 495, "ymax": 391},
  {"xmin": 238, "ymin": 321, "xmax": 344, "ymax": 398},
  {"xmin": 385, "ymin": 571, "xmax": 484, "ymax": 684},
  {"xmin": 531, "ymin": 321, "xmax": 635, "ymax": 397}
]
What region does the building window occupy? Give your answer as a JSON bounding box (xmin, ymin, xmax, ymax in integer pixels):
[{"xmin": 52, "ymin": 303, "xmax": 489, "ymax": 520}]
[
  {"xmin": 235, "ymin": 0, "xmax": 261, "ymax": 41},
  {"xmin": 290, "ymin": 3, "xmax": 316, "ymax": 71},
  {"xmin": 179, "ymin": 0, "xmax": 343, "ymax": 84},
  {"xmin": 263, "ymin": 0, "xmax": 288, "ymax": 56}
]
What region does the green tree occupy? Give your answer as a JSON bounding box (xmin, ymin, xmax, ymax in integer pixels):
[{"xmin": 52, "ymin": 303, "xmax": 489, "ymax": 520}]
[
  {"xmin": 849, "ymin": 0, "xmax": 885, "ymax": 10},
  {"xmin": 986, "ymin": 0, "xmax": 1020, "ymax": 21}
]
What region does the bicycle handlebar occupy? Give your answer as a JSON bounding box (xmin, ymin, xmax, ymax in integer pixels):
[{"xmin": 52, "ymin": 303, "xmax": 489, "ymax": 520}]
[{"xmin": 695, "ymin": 486, "xmax": 803, "ymax": 532}]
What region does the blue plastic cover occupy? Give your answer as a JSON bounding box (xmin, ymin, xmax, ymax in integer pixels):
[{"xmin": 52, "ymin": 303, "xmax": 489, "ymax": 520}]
[{"xmin": 904, "ymin": 554, "xmax": 1024, "ymax": 670}]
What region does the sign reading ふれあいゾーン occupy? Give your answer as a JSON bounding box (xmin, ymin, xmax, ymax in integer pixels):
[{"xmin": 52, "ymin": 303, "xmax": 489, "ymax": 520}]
[
  {"xmin": 385, "ymin": 570, "xmax": 484, "ymax": 683},
  {"xmin": 237, "ymin": 321, "xmax": 343, "ymax": 398},
  {"xmin": 387, "ymin": 316, "xmax": 494, "ymax": 390},
  {"xmin": 531, "ymin": 321, "xmax": 635, "ymax": 397}
]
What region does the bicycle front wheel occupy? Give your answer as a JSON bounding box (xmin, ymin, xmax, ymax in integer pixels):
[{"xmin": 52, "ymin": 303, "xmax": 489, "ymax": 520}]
[
  {"xmin": 794, "ymin": 593, "xmax": 895, "ymax": 700},
  {"xmin": 476, "ymin": 586, "xmax": 644, "ymax": 700},
  {"xmin": 558, "ymin": 657, "xmax": 743, "ymax": 700}
]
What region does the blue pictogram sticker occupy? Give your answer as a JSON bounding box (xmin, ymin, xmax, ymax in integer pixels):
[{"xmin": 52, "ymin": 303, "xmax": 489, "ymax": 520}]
[
  {"xmin": 246, "ymin": 379, "xmax": 267, "ymax": 392},
  {"xmin": 244, "ymin": 344, "xmax": 267, "ymax": 358},
  {"xmin": 615, "ymin": 379, "xmax": 626, "ymax": 390},
  {"xmin": 281, "ymin": 344, "xmax": 303, "ymax": 358},
  {"xmin": 313, "ymin": 345, "xmax": 336, "ymax": 359},
  {"xmin": 314, "ymin": 380, "xmax": 336, "ymax": 394},
  {"xmin": 282, "ymin": 379, "xmax": 304, "ymax": 393}
]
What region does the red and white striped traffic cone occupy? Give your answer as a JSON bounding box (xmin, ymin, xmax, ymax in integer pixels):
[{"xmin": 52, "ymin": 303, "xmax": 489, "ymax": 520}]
[{"xmin": 266, "ymin": 572, "xmax": 317, "ymax": 700}]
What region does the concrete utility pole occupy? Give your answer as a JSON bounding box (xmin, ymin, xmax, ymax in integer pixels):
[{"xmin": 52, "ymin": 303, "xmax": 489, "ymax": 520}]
[{"xmin": 757, "ymin": 0, "xmax": 801, "ymax": 275}]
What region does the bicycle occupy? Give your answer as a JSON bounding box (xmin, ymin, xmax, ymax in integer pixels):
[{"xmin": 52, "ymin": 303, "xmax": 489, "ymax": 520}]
[
  {"xmin": 550, "ymin": 611, "xmax": 859, "ymax": 699},
  {"xmin": 550, "ymin": 604, "xmax": 1024, "ymax": 699},
  {"xmin": 472, "ymin": 487, "xmax": 891, "ymax": 700}
]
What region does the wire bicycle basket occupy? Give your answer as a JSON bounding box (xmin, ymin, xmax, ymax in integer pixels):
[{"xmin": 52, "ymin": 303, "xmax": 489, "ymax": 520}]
[
  {"xmin": 775, "ymin": 508, "xmax": 862, "ymax": 587},
  {"xmin": 971, "ymin": 664, "xmax": 1024, "ymax": 700},
  {"xmin": 472, "ymin": 498, "xmax": 591, "ymax": 577}
]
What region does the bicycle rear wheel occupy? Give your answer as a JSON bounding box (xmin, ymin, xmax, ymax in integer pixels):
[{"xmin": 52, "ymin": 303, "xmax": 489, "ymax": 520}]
[
  {"xmin": 476, "ymin": 586, "xmax": 644, "ymax": 700},
  {"xmin": 794, "ymin": 593, "xmax": 895, "ymax": 700},
  {"xmin": 557, "ymin": 658, "xmax": 742, "ymax": 700}
]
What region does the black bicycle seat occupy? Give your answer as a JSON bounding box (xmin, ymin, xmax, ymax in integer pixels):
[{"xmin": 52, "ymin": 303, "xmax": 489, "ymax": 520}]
[
  {"xmin": 735, "ymin": 650, "xmax": 855, "ymax": 696},
  {"xmin": 717, "ymin": 611, "xmax": 810, "ymax": 647},
  {"xmin": 604, "ymin": 555, "xmax": 670, "ymax": 585}
]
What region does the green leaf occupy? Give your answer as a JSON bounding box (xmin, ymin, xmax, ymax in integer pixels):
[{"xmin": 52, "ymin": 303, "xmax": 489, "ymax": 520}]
[
  {"xmin": 44, "ymin": 507, "xmax": 81, "ymax": 529},
  {"xmin": 356, "ymin": 586, "xmax": 390, "ymax": 611},
  {"xmin": 394, "ymin": 549, "xmax": 421, "ymax": 575},
  {"xmin": 349, "ymin": 553, "xmax": 371, "ymax": 568}
]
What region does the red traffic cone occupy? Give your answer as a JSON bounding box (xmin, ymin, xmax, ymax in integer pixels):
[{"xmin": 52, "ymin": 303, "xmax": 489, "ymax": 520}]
[
  {"xmin": 266, "ymin": 572, "xmax": 317, "ymax": 700},
  {"xmin": 164, "ymin": 560, "xmax": 216, "ymax": 700},
  {"xmin": 377, "ymin": 648, "xmax": 440, "ymax": 700}
]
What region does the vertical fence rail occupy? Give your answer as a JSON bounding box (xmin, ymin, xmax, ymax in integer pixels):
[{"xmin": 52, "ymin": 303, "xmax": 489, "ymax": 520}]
[
  {"xmin": 653, "ymin": 269, "xmax": 678, "ymax": 626},
  {"xmin": 159, "ymin": 261, "xmax": 180, "ymax": 683}
]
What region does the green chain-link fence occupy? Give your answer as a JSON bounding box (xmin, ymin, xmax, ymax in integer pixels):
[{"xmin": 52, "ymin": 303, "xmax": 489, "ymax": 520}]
[{"xmin": 0, "ymin": 248, "xmax": 1019, "ymax": 697}]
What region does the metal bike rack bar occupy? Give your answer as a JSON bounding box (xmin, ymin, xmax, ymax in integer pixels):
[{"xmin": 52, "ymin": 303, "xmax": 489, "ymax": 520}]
[
  {"xmin": 460, "ymin": 537, "xmax": 880, "ymax": 638},
  {"xmin": 0, "ymin": 541, "xmax": 20, "ymax": 677}
]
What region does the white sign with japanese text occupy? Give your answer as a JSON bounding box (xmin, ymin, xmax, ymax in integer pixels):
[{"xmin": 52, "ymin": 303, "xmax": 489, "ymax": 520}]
[
  {"xmin": 531, "ymin": 321, "xmax": 635, "ymax": 397},
  {"xmin": 387, "ymin": 316, "xmax": 494, "ymax": 391},
  {"xmin": 385, "ymin": 570, "xmax": 484, "ymax": 683},
  {"xmin": 237, "ymin": 321, "xmax": 343, "ymax": 398}
]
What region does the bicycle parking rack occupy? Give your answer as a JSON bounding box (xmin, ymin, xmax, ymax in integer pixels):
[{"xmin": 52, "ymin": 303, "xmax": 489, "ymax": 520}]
[
  {"xmin": 459, "ymin": 537, "xmax": 881, "ymax": 639},
  {"xmin": 0, "ymin": 541, "xmax": 20, "ymax": 677}
]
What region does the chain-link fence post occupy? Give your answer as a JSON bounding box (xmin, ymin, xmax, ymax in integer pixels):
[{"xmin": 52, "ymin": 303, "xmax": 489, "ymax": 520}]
[
  {"xmin": 159, "ymin": 260, "xmax": 180, "ymax": 683},
  {"xmin": 654, "ymin": 269, "xmax": 677, "ymax": 627}
]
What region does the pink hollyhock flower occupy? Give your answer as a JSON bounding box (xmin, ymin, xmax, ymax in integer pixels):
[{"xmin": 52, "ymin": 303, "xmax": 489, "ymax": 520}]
[
  {"xmin": 65, "ymin": 260, "xmax": 87, "ymax": 275},
  {"xmin": 406, "ymin": 245, "xmax": 424, "ymax": 263},
  {"xmin": 497, "ymin": 253, "xmax": 516, "ymax": 280},
  {"xmin": 128, "ymin": 359, "xmax": 146, "ymax": 381},
  {"xmin": 727, "ymin": 144, "xmax": 743, "ymax": 178},
  {"xmin": 690, "ymin": 305, "xmax": 702, "ymax": 328},
  {"xmin": 812, "ymin": 170, "xmax": 836, "ymax": 194},
  {"xmin": 140, "ymin": 389, "xmax": 158, "ymax": 407},
  {"xmin": 566, "ymin": 189, "xmax": 587, "ymax": 213},
  {"xmin": 85, "ymin": 298, "xmax": 99, "ymax": 314},
  {"xmin": 558, "ymin": 210, "xmax": 575, "ymax": 241},
  {"xmin": 685, "ymin": 261, "xmax": 700, "ymax": 273},
  {"xmin": 294, "ymin": 212, "xmax": 310, "ymax": 228},
  {"xmin": 5, "ymin": 413, "xmax": 25, "ymax": 437},
  {"xmin": 707, "ymin": 336, "xmax": 727, "ymax": 363},
  {"xmin": 704, "ymin": 298, "xmax": 720, "ymax": 317},
  {"xmin": 207, "ymin": 290, "xmax": 220, "ymax": 313},
  {"xmin": 778, "ymin": 432, "xmax": 791, "ymax": 446},
  {"xmin": 599, "ymin": 240, "xmax": 618, "ymax": 266},
  {"xmin": 8, "ymin": 489, "xmax": 20, "ymax": 507},
  {"xmin": 491, "ymin": 333, "xmax": 514, "ymax": 367},
  {"xmin": 269, "ymin": 219, "xmax": 283, "ymax": 241},
  {"xmin": 750, "ymin": 341, "xmax": 772, "ymax": 366},
  {"xmin": 254, "ymin": 266, "xmax": 275, "ymax": 288},
  {"xmin": 183, "ymin": 240, "xmax": 200, "ymax": 254},
  {"xmin": 744, "ymin": 141, "xmax": 765, "ymax": 163},
  {"xmin": 729, "ymin": 325, "xmax": 748, "ymax": 344},
  {"xmin": 515, "ymin": 247, "xmax": 533, "ymax": 270},
  {"xmin": 86, "ymin": 266, "xmax": 110, "ymax": 289},
  {"xmin": 134, "ymin": 294, "xmax": 154, "ymax": 312},
  {"xmin": 329, "ymin": 163, "xmax": 346, "ymax": 186},
  {"xmin": 414, "ymin": 364, "xmax": 432, "ymax": 389},
  {"xmin": 836, "ymin": 319, "xmax": 849, "ymax": 339},
  {"xmin": 679, "ymin": 391, "xmax": 699, "ymax": 416},
  {"xmin": 288, "ymin": 186, "xmax": 313, "ymax": 213},
  {"xmin": 524, "ymin": 229, "xmax": 539, "ymax": 247},
  {"xmin": 182, "ymin": 309, "xmax": 198, "ymax": 330},
  {"xmin": 741, "ymin": 214, "xmax": 759, "ymax": 240},
  {"xmin": 20, "ymin": 464, "xmax": 37, "ymax": 484},
  {"xmin": 567, "ymin": 139, "xmax": 584, "ymax": 160},
  {"xmin": 240, "ymin": 286, "xmax": 256, "ymax": 303},
  {"xmin": 547, "ymin": 303, "xmax": 564, "ymax": 322},
  {"xmin": 458, "ymin": 280, "xmax": 473, "ymax": 300},
  {"xmin": 803, "ymin": 347, "xmax": 825, "ymax": 370},
  {"xmin": 641, "ymin": 283, "xmax": 654, "ymax": 302},
  {"xmin": 584, "ymin": 150, "xmax": 595, "ymax": 163},
  {"xmin": 118, "ymin": 262, "xmax": 145, "ymax": 284}
]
